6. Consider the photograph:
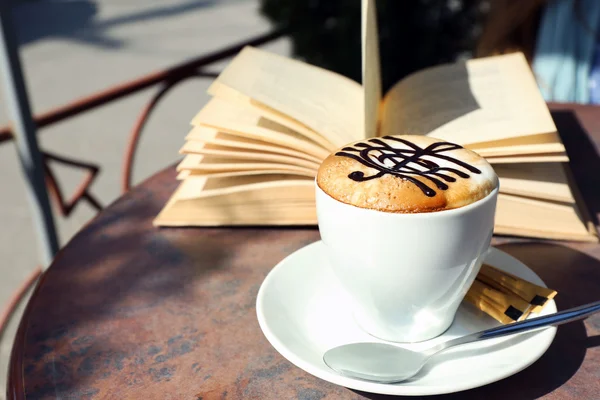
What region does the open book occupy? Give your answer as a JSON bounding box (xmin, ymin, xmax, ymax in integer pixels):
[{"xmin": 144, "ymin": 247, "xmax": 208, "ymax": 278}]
[{"xmin": 154, "ymin": 0, "xmax": 598, "ymax": 243}]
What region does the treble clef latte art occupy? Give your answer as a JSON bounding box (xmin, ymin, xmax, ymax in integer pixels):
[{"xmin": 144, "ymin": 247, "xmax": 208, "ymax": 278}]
[
  {"xmin": 334, "ymin": 136, "xmax": 481, "ymax": 197},
  {"xmin": 316, "ymin": 135, "xmax": 498, "ymax": 213}
]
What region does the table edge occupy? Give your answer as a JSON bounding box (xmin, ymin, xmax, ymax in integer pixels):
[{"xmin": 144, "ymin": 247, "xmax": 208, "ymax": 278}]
[{"xmin": 7, "ymin": 269, "xmax": 52, "ymax": 400}]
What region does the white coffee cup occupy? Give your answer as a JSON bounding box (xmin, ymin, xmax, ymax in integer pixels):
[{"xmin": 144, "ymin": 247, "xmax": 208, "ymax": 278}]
[{"xmin": 316, "ymin": 183, "xmax": 499, "ymax": 343}]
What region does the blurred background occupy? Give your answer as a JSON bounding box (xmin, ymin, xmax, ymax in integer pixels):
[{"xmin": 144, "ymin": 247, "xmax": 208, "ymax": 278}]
[{"xmin": 0, "ymin": 0, "xmax": 598, "ymax": 397}]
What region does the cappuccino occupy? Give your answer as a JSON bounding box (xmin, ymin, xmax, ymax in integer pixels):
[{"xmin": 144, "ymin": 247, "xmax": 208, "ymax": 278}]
[
  {"xmin": 317, "ymin": 135, "xmax": 498, "ymax": 213},
  {"xmin": 315, "ymin": 135, "xmax": 499, "ymax": 342}
]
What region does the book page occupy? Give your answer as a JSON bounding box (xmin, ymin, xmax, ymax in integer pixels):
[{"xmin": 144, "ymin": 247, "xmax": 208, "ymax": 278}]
[
  {"xmin": 195, "ymin": 95, "xmax": 335, "ymax": 153},
  {"xmin": 466, "ymin": 131, "xmax": 565, "ymax": 157},
  {"xmin": 475, "ymin": 144, "xmax": 565, "ymax": 158},
  {"xmin": 466, "ymin": 132, "xmax": 562, "ymax": 149},
  {"xmin": 179, "ymin": 143, "xmax": 321, "ymax": 170},
  {"xmin": 177, "ymin": 170, "xmax": 190, "ymax": 180},
  {"xmin": 208, "ymin": 81, "xmax": 338, "ymax": 151},
  {"xmin": 178, "ymin": 169, "xmax": 315, "ymax": 180},
  {"xmin": 179, "ymin": 164, "xmax": 316, "ymax": 177},
  {"xmin": 379, "ymin": 52, "xmax": 558, "ymax": 146},
  {"xmin": 485, "ymin": 154, "xmax": 568, "ymax": 164},
  {"xmin": 190, "ymin": 110, "xmax": 331, "ymax": 161},
  {"xmin": 208, "ymin": 46, "xmax": 364, "ymax": 147},
  {"xmin": 177, "ymin": 154, "xmax": 318, "ymax": 175},
  {"xmin": 176, "ymin": 174, "xmax": 312, "ymax": 199},
  {"xmin": 362, "ymin": 0, "xmax": 381, "ymax": 138},
  {"xmin": 495, "ymin": 163, "xmax": 575, "ymax": 202},
  {"xmin": 495, "ymin": 194, "xmax": 597, "ymax": 242},
  {"xmin": 185, "ymin": 129, "xmax": 323, "ymax": 163},
  {"xmin": 153, "ymin": 179, "xmax": 316, "ymax": 226}
]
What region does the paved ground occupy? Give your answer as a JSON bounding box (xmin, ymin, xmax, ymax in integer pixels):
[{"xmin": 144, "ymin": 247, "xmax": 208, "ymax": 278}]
[{"xmin": 0, "ymin": 0, "xmax": 291, "ymax": 396}]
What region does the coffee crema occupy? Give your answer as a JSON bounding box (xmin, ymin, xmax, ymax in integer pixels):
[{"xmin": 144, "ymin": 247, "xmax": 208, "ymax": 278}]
[{"xmin": 316, "ymin": 135, "xmax": 498, "ymax": 213}]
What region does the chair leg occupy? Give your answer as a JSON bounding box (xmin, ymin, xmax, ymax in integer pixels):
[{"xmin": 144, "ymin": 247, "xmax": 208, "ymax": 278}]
[{"xmin": 0, "ymin": 5, "xmax": 59, "ymax": 267}]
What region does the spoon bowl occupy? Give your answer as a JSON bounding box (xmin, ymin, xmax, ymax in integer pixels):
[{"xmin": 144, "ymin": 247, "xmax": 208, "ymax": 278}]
[{"xmin": 324, "ymin": 342, "xmax": 428, "ymax": 383}]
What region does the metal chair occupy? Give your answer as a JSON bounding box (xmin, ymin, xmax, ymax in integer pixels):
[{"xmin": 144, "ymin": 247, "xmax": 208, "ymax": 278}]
[{"xmin": 0, "ymin": 3, "xmax": 284, "ymax": 336}]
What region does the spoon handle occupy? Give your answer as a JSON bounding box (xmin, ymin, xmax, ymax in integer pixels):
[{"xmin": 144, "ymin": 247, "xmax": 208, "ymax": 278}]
[
  {"xmin": 431, "ymin": 299, "xmax": 600, "ymax": 354},
  {"xmin": 480, "ymin": 299, "xmax": 600, "ymax": 339}
]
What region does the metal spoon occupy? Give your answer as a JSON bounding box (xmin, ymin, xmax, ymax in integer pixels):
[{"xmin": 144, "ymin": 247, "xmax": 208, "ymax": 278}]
[{"xmin": 323, "ymin": 300, "xmax": 600, "ymax": 384}]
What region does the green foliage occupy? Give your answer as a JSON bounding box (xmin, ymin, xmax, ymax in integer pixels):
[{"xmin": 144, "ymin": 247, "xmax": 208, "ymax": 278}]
[{"xmin": 260, "ymin": 0, "xmax": 489, "ymax": 93}]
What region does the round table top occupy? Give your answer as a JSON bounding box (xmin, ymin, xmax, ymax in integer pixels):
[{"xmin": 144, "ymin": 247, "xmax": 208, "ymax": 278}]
[{"xmin": 8, "ymin": 104, "xmax": 600, "ymax": 399}]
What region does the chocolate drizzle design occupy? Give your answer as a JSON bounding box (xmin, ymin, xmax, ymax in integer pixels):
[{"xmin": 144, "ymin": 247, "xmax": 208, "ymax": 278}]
[{"xmin": 335, "ymin": 136, "xmax": 482, "ymax": 197}]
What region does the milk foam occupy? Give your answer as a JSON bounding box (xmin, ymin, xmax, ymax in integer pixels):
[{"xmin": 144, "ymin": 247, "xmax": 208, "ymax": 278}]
[{"xmin": 316, "ymin": 135, "xmax": 498, "ymax": 213}]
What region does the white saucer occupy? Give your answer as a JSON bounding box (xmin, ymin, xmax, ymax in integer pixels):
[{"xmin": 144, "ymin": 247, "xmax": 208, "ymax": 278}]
[{"xmin": 256, "ymin": 241, "xmax": 557, "ymax": 396}]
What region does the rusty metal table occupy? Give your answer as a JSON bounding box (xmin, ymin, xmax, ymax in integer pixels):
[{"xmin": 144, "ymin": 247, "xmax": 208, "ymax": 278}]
[{"xmin": 8, "ymin": 104, "xmax": 600, "ymax": 399}]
